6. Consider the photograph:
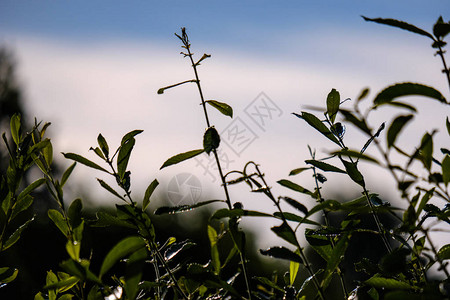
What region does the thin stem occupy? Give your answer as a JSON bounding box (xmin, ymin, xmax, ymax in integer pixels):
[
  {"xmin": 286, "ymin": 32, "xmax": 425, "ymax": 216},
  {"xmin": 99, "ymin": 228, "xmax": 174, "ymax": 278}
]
[
  {"xmin": 436, "ymin": 45, "xmax": 450, "ymax": 92},
  {"xmin": 252, "ymin": 163, "xmax": 326, "ymax": 300}
]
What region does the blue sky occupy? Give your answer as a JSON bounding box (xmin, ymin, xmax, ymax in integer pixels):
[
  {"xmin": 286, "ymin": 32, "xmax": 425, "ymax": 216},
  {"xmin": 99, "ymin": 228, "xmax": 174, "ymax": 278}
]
[{"xmin": 1, "ymin": 1, "xmax": 449, "ymax": 250}]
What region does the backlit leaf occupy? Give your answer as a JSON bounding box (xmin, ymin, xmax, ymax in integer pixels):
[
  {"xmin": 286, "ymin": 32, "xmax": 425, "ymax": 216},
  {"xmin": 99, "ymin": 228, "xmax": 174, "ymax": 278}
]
[
  {"xmin": 387, "ymin": 115, "xmax": 414, "ymax": 148},
  {"xmin": 305, "ymin": 159, "xmax": 346, "ymax": 173},
  {"xmin": 259, "ymin": 246, "xmax": 303, "ymax": 263},
  {"xmin": 10, "ymin": 114, "xmax": 21, "ymax": 146},
  {"xmin": 61, "ymin": 163, "xmax": 76, "ymax": 188},
  {"xmin": 63, "ymin": 153, "xmax": 109, "ymax": 173},
  {"xmin": 271, "ymin": 222, "xmax": 297, "ymax": 246},
  {"xmin": 97, "ymin": 179, "xmax": 125, "ymax": 201},
  {"xmin": 419, "ymin": 133, "xmax": 433, "ymax": 170},
  {"xmin": 443, "ymin": 155, "xmax": 450, "ymax": 186},
  {"xmin": 373, "ymin": 83, "xmax": 447, "ymax": 107},
  {"xmin": 97, "ymin": 134, "xmax": 109, "ymax": 158},
  {"xmin": 326, "ymin": 88, "xmax": 340, "ymax": 123},
  {"xmin": 362, "ymin": 16, "xmax": 434, "ymax": 40},
  {"xmin": 207, "ymin": 225, "xmax": 221, "ymax": 275},
  {"xmin": 342, "ymin": 160, "xmax": 365, "ymax": 187},
  {"xmin": 437, "ymin": 244, "xmax": 450, "ymax": 260},
  {"xmin": 277, "ymin": 179, "xmax": 313, "ymax": 196},
  {"xmin": 206, "ymin": 100, "xmax": 233, "ymax": 118},
  {"xmin": 0, "ymin": 267, "xmax": 18, "ymax": 284},
  {"xmin": 48, "ymin": 209, "xmax": 69, "ymax": 237},
  {"xmin": 100, "ymin": 236, "xmax": 146, "ymax": 278},
  {"xmin": 293, "ymin": 112, "xmax": 340, "ymax": 145},
  {"xmin": 3, "ymin": 217, "xmax": 34, "ymax": 250},
  {"xmin": 211, "ymin": 208, "xmax": 272, "ymax": 219},
  {"xmin": 160, "ymin": 149, "xmax": 204, "ymax": 169},
  {"xmin": 365, "ymin": 276, "xmax": 413, "ymax": 290},
  {"xmin": 18, "ymin": 177, "xmax": 45, "ymax": 201},
  {"xmin": 203, "ymin": 127, "xmax": 220, "ymax": 154},
  {"xmin": 143, "ymin": 179, "xmax": 158, "ymax": 210},
  {"xmin": 280, "ymin": 197, "xmax": 308, "ymax": 215},
  {"xmin": 117, "ymin": 137, "xmax": 135, "ymax": 180},
  {"xmin": 155, "ymin": 200, "xmax": 224, "ymax": 215}
]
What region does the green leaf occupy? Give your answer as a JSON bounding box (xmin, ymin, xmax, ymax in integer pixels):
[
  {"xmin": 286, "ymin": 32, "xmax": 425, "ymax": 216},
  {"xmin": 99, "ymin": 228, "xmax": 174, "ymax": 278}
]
[
  {"xmin": 60, "ymin": 259, "xmax": 101, "ymax": 284},
  {"xmin": 340, "ymin": 110, "xmax": 371, "ymax": 135},
  {"xmin": 206, "ymin": 100, "xmax": 233, "ymax": 118},
  {"xmin": 332, "ymin": 149, "xmax": 379, "ymax": 164},
  {"xmin": 66, "ymin": 240, "xmax": 81, "ymax": 261},
  {"xmin": 99, "ymin": 236, "xmax": 146, "ymax": 278},
  {"xmin": 254, "ymin": 277, "xmax": 284, "ymax": 292},
  {"xmin": 446, "ymin": 117, "xmax": 450, "ymax": 136},
  {"xmin": 62, "ymin": 153, "xmax": 109, "ymax": 173},
  {"xmin": 322, "ymin": 232, "xmax": 351, "ymax": 289},
  {"xmin": 419, "ymin": 133, "xmax": 433, "ymax": 170},
  {"xmin": 48, "ymin": 209, "xmax": 70, "ymax": 237},
  {"xmin": 280, "ymin": 197, "xmax": 308, "ymax": 215},
  {"xmin": 305, "ymin": 229, "xmax": 332, "ymax": 259},
  {"xmin": 326, "ymin": 88, "xmax": 340, "ymax": 123},
  {"xmin": 68, "ymin": 199, "xmax": 83, "ymax": 228},
  {"xmin": 203, "ymin": 127, "xmax": 221, "ymax": 155},
  {"xmin": 0, "ymin": 267, "xmax": 18, "ymax": 284},
  {"xmin": 3, "ymin": 217, "xmax": 34, "ymax": 250},
  {"xmin": 117, "ymin": 137, "xmax": 135, "ymax": 180},
  {"xmin": 44, "ymin": 276, "xmax": 80, "ymax": 293},
  {"xmin": 97, "ymin": 134, "xmax": 109, "ymax": 158},
  {"xmin": 143, "ymin": 179, "xmax": 158, "ymax": 210},
  {"xmin": 293, "ymin": 112, "xmax": 341, "ymax": 145},
  {"xmin": 10, "ymin": 114, "xmax": 21, "ymax": 146},
  {"xmin": 42, "ymin": 141, "xmax": 53, "ymax": 167},
  {"xmin": 341, "ymin": 160, "xmax": 365, "ymax": 187},
  {"xmin": 357, "ymin": 88, "xmax": 370, "ymax": 102},
  {"xmin": 271, "ymin": 222, "xmax": 297, "ymax": 246},
  {"xmin": 365, "ymin": 276, "xmax": 413, "ymax": 290},
  {"xmin": 442, "ymin": 155, "xmax": 450, "ymax": 186},
  {"xmin": 277, "ymin": 179, "xmax": 313, "ymax": 196},
  {"xmin": 438, "ymin": 244, "xmax": 450, "ymax": 260},
  {"xmin": 11, "ymin": 194, "xmax": 33, "ymax": 220},
  {"xmin": 125, "ymin": 247, "xmax": 147, "ymax": 300},
  {"xmin": 387, "ymin": 115, "xmax": 414, "ymax": 148},
  {"xmin": 289, "ymin": 167, "xmax": 309, "ymax": 176},
  {"xmin": 207, "ymin": 225, "xmax": 221, "ymax": 275},
  {"xmin": 18, "ymin": 177, "xmax": 45, "ymax": 201},
  {"xmin": 273, "ymin": 212, "xmax": 321, "ymax": 226},
  {"xmin": 160, "ymin": 149, "xmax": 204, "ymax": 169},
  {"xmin": 93, "ymin": 211, "xmax": 135, "ymax": 229},
  {"xmin": 155, "ymin": 200, "xmax": 224, "ymax": 215},
  {"xmin": 120, "ymin": 130, "xmax": 143, "ymax": 146},
  {"xmin": 306, "ymin": 200, "xmax": 342, "ymax": 218},
  {"xmin": 211, "ymin": 208, "xmax": 273, "ymax": 219},
  {"xmin": 97, "ymin": 179, "xmax": 125, "ymax": 201},
  {"xmin": 290, "ymin": 249, "xmax": 301, "ymax": 285},
  {"xmin": 373, "ymin": 83, "xmax": 447, "ymax": 107},
  {"xmin": 61, "ymin": 163, "xmax": 76, "ymax": 188},
  {"xmin": 362, "ymin": 16, "xmax": 435, "ymax": 40},
  {"xmin": 260, "ymin": 246, "xmax": 303, "ymax": 263},
  {"xmin": 305, "ymin": 159, "xmax": 346, "ymax": 173}
]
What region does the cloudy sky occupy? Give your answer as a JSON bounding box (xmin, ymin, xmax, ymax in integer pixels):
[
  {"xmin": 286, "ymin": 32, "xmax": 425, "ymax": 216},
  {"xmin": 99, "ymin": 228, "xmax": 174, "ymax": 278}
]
[{"xmin": 1, "ymin": 1, "xmax": 449, "ymax": 249}]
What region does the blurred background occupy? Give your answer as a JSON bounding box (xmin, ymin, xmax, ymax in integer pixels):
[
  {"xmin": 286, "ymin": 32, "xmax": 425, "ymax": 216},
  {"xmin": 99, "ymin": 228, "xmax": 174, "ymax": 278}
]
[{"xmin": 0, "ymin": 1, "xmax": 449, "ymax": 298}]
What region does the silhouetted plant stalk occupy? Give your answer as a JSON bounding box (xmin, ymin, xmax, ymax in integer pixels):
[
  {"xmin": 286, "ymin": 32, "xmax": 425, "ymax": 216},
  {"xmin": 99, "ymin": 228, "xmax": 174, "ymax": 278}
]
[
  {"xmin": 308, "ymin": 147, "xmax": 349, "ymax": 298},
  {"xmin": 173, "ymin": 27, "xmax": 252, "ymax": 299},
  {"xmin": 225, "ymin": 162, "xmax": 327, "ymax": 300}
]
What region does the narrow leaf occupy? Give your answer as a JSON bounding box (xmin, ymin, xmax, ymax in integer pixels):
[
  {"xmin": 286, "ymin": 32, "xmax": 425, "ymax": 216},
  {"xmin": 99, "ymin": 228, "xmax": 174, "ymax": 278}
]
[
  {"xmin": 420, "ymin": 133, "xmax": 433, "ymax": 170},
  {"xmin": 160, "ymin": 149, "xmax": 204, "ymax": 169},
  {"xmin": 365, "ymin": 276, "xmax": 413, "ymax": 290},
  {"xmin": 342, "ymin": 160, "xmax": 365, "ymax": 187},
  {"xmin": 97, "ymin": 134, "xmax": 109, "ymax": 158},
  {"xmin": 322, "ymin": 232, "xmax": 351, "ymax": 288},
  {"xmin": 10, "ymin": 114, "xmax": 21, "ymax": 146},
  {"xmin": 280, "ymin": 197, "xmax": 308, "ymax": 215},
  {"xmin": 100, "ymin": 236, "xmax": 146, "ymax": 278},
  {"xmin": 3, "ymin": 217, "xmax": 34, "ymax": 250},
  {"xmin": 362, "ymin": 16, "xmax": 434, "ymax": 40},
  {"xmin": 206, "ymin": 100, "xmax": 233, "ymax": 118},
  {"xmin": 207, "ymin": 225, "xmax": 221, "ymax": 275},
  {"xmin": 143, "ymin": 179, "xmax": 159, "ymax": 210},
  {"xmin": 437, "ymin": 244, "xmax": 450, "ymax": 260},
  {"xmin": 442, "ymin": 155, "xmax": 450, "ymax": 186},
  {"xmin": 277, "ymin": 179, "xmax": 313, "ymax": 196},
  {"xmin": 0, "ymin": 267, "xmax": 18, "ymax": 284},
  {"xmin": 120, "ymin": 130, "xmax": 143, "ymax": 146},
  {"xmin": 117, "ymin": 137, "xmax": 135, "ymax": 179},
  {"xmin": 305, "ymin": 159, "xmax": 346, "ymax": 173},
  {"xmin": 290, "ymin": 249, "xmax": 301, "ymax": 285},
  {"xmin": 332, "ymin": 149, "xmax": 379, "ymax": 164},
  {"xmin": 387, "ymin": 115, "xmax": 414, "ymax": 148},
  {"xmin": 326, "ymin": 88, "xmax": 340, "ymax": 123},
  {"xmin": 48, "ymin": 209, "xmax": 69, "ymax": 237},
  {"xmin": 62, "ymin": 153, "xmax": 108, "ymax": 173},
  {"xmin": 212, "ymin": 208, "xmax": 273, "ymax": 219},
  {"xmin": 289, "ymin": 167, "xmax": 309, "ymax": 176},
  {"xmin": 11, "ymin": 195, "xmax": 33, "ymax": 220},
  {"xmin": 259, "ymin": 246, "xmax": 303, "ymax": 263},
  {"xmin": 155, "ymin": 200, "xmax": 224, "ymax": 215},
  {"xmin": 373, "ymin": 83, "xmax": 447, "ymax": 107},
  {"xmin": 61, "ymin": 163, "xmax": 76, "ymax": 188},
  {"xmin": 97, "ymin": 179, "xmax": 125, "ymax": 201},
  {"xmin": 293, "ymin": 112, "xmax": 340, "ymax": 145},
  {"xmin": 18, "ymin": 177, "xmax": 45, "ymax": 200},
  {"xmin": 271, "ymin": 222, "xmax": 297, "ymax": 246}
]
